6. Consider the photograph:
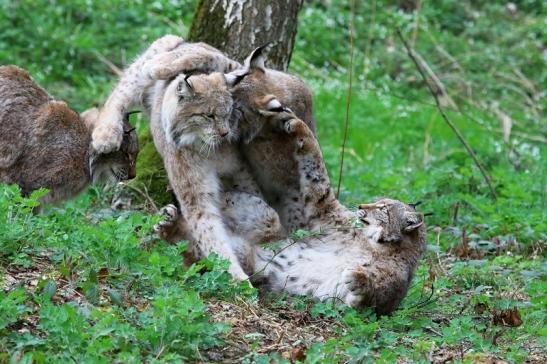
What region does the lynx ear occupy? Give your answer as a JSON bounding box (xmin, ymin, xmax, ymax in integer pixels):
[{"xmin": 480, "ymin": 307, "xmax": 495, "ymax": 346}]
[
  {"xmin": 177, "ymin": 74, "xmax": 195, "ymax": 97},
  {"xmin": 403, "ymin": 212, "xmax": 424, "ymax": 232},
  {"xmin": 243, "ymin": 43, "xmax": 271, "ymax": 72},
  {"xmin": 224, "ymin": 71, "xmax": 248, "ymax": 87}
]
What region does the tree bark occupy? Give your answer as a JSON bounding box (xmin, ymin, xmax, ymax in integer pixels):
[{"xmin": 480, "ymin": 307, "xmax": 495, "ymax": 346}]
[{"xmin": 188, "ymin": 0, "xmax": 304, "ymax": 71}]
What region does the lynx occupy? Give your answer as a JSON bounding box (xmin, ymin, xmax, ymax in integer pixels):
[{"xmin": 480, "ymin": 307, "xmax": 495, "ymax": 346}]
[
  {"xmin": 90, "ymin": 38, "xmax": 318, "ymax": 234},
  {"xmin": 91, "ymin": 35, "xmax": 240, "ymax": 155},
  {"xmin": 250, "ymin": 113, "xmax": 426, "ymax": 315},
  {"xmin": 147, "ymin": 70, "xmax": 284, "ymax": 280},
  {"xmin": 0, "ymin": 65, "xmax": 138, "ymax": 205},
  {"xmin": 227, "ymin": 45, "xmax": 318, "ymax": 232},
  {"xmin": 91, "ymin": 37, "xmax": 307, "ymax": 280}
]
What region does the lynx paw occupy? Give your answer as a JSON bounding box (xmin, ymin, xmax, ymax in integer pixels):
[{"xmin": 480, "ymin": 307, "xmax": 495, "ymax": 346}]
[
  {"xmin": 228, "ymin": 265, "xmax": 250, "ymax": 282},
  {"xmin": 91, "ymin": 110, "xmax": 124, "ymax": 154},
  {"xmin": 151, "ymin": 34, "xmax": 184, "ymax": 52},
  {"xmin": 342, "ymin": 267, "xmax": 372, "ymax": 308},
  {"xmin": 154, "ymin": 204, "xmax": 179, "ymax": 234}
]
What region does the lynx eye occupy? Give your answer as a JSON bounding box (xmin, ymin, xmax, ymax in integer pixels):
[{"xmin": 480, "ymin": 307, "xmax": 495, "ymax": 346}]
[{"xmin": 266, "ymin": 99, "xmax": 283, "ymax": 111}]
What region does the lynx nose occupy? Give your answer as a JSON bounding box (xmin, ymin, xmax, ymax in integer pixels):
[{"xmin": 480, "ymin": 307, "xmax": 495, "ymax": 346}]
[{"xmin": 219, "ymin": 128, "xmax": 229, "ymax": 137}]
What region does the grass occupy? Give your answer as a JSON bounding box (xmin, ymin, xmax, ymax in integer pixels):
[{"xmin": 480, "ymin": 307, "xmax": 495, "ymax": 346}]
[{"xmin": 1, "ymin": 0, "xmax": 545, "ymax": 362}]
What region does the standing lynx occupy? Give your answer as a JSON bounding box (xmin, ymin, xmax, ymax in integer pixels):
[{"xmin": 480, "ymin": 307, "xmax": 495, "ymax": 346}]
[
  {"xmin": 0, "ymin": 65, "xmax": 138, "ymax": 205},
  {"xmin": 95, "ymin": 36, "xmax": 263, "ymax": 279},
  {"xmin": 91, "ymin": 37, "xmax": 311, "ymax": 279},
  {"xmin": 147, "ymin": 71, "xmax": 266, "ymax": 280}
]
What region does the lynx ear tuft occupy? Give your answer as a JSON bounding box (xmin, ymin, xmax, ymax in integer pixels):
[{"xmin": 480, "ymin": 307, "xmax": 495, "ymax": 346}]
[
  {"xmin": 224, "ymin": 71, "xmax": 248, "ymax": 87},
  {"xmin": 403, "ymin": 212, "xmax": 424, "ymax": 232},
  {"xmin": 177, "ymin": 74, "xmax": 195, "ymax": 97},
  {"xmin": 244, "ymin": 43, "xmax": 271, "ymax": 72}
]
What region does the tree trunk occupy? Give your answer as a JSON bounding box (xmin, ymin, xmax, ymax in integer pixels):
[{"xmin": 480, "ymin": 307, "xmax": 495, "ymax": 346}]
[{"xmin": 188, "ymin": 0, "xmax": 304, "ymax": 71}]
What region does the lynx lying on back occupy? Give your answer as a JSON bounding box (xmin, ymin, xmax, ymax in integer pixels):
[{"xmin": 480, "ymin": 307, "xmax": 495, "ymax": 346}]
[
  {"xmin": 250, "ymin": 113, "xmax": 426, "ymax": 315},
  {"xmin": 0, "ymin": 66, "xmax": 139, "ymax": 205}
]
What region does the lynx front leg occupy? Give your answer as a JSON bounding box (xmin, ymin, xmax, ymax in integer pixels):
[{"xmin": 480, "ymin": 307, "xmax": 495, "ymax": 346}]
[
  {"xmin": 282, "ymin": 116, "xmax": 342, "ymax": 228},
  {"xmin": 169, "ymin": 167, "xmax": 250, "ymax": 280},
  {"xmin": 154, "ymin": 204, "xmax": 189, "ymax": 243},
  {"xmin": 92, "ymin": 35, "xmax": 184, "ymax": 153},
  {"xmin": 145, "ymin": 50, "xmax": 240, "ymax": 80}
]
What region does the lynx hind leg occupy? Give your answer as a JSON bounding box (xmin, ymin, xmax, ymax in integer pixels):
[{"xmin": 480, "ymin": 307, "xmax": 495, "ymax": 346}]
[
  {"xmin": 92, "ymin": 35, "xmax": 184, "ymax": 154},
  {"xmin": 221, "ymin": 191, "xmax": 285, "ymax": 244},
  {"xmin": 342, "ymin": 266, "xmax": 375, "ymax": 309}
]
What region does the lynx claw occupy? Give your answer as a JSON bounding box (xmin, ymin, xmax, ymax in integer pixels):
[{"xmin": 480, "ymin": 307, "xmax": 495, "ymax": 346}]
[
  {"xmin": 153, "ymin": 204, "xmax": 179, "ymax": 233},
  {"xmin": 356, "ymin": 209, "xmax": 367, "ymax": 221}
]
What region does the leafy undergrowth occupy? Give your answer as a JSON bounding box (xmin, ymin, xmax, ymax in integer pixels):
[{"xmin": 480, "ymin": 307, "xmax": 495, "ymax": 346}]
[{"xmin": 1, "ymin": 185, "xmax": 545, "ymax": 363}]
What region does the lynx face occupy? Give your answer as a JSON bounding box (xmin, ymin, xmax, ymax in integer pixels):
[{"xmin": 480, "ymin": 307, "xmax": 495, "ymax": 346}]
[
  {"xmin": 84, "ymin": 108, "xmax": 139, "ymax": 184},
  {"xmin": 161, "ymin": 72, "xmax": 236, "ymax": 152},
  {"xmin": 357, "ymin": 198, "xmax": 424, "ymax": 245}
]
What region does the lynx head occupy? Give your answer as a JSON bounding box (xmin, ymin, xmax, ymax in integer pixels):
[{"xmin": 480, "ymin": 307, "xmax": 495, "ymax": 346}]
[
  {"xmin": 161, "ymin": 72, "xmax": 245, "ymax": 152},
  {"xmin": 358, "ymin": 198, "xmax": 425, "ymax": 248},
  {"xmin": 83, "ymin": 108, "xmax": 139, "ymax": 184},
  {"xmin": 227, "ymin": 44, "xmax": 301, "ymax": 143}
]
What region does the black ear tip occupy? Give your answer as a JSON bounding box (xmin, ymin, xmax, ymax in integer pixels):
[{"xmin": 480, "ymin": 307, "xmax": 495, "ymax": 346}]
[
  {"xmin": 408, "ymin": 201, "xmax": 423, "ymax": 209},
  {"xmin": 253, "ymin": 42, "xmax": 273, "ymax": 57}
]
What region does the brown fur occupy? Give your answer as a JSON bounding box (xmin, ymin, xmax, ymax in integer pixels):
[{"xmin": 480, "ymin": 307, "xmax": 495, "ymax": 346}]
[
  {"xmin": 0, "ymin": 65, "xmax": 138, "ymax": 205},
  {"xmin": 229, "ymin": 49, "xmax": 318, "ymax": 232}
]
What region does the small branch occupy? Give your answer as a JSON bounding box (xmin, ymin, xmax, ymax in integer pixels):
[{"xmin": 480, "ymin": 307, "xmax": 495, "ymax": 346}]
[
  {"xmin": 93, "ymin": 51, "xmax": 123, "ymax": 77},
  {"xmin": 362, "ymin": 0, "xmax": 376, "ymax": 88},
  {"xmin": 396, "ymin": 28, "xmax": 497, "ymax": 200},
  {"xmin": 410, "ymin": 0, "xmax": 422, "ymax": 48},
  {"xmin": 336, "ymin": 0, "xmax": 355, "ymax": 198},
  {"xmin": 120, "ymin": 182, "xmax": 159, "ymax": 212}
]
